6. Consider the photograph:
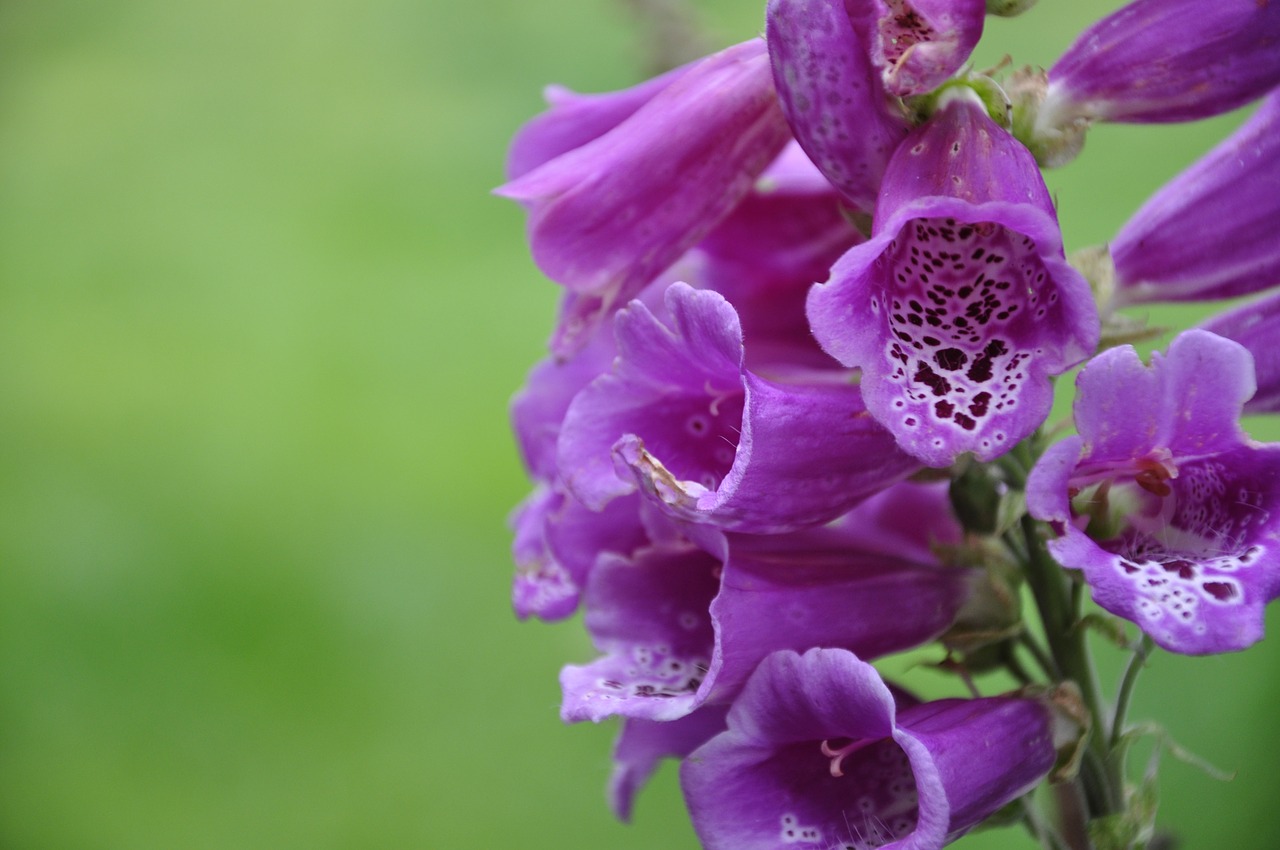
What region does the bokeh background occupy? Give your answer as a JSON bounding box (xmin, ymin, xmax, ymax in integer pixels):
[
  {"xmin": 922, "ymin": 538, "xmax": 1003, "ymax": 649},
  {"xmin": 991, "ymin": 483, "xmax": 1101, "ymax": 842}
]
[{"xmin": 2, "ymin": 0, "xmax": 1277, "ymax": 847}]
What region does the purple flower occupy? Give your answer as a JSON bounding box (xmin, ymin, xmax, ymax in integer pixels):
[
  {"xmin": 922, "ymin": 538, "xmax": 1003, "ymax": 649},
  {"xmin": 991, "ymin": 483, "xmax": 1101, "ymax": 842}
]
[
  {"xmin": 1201, "ymin": 291, "xmax": 1280, "ymax": 415},
  {"xmin": 681, "ymin": 648, "xmax": 1057, "ymax": 850},
  {"xmin": 808, "ymin": 91, "xmax": 1098, "ymax": 467},
  {"xmin": 1110, "ymin": 91, "xmax": 1280, "ymax": 307},
  {"xmin": 1041, "ymin": 0, "xmax": 1280, "ymax": 126},
  {"xmin": 1027, "ymin": 330, "xmax": 1280, "ymax": 655},
  {"xmin": 766, "ymin": 0, "xmax": 912, "ymax": 211},
  {"xmin": 559, "ymin": 282, "xmax": 920, "ymax": 532},
  {"xmin": 496, "ymin": 39, "xmax": 790, "ymax": 354},
  {"xmin": 559, "ymin": 492, "xmax": 976, "ymax": 725},
  {"xmin": 846, "ymin": 0, "xmax": 987, "ymax": 96}
]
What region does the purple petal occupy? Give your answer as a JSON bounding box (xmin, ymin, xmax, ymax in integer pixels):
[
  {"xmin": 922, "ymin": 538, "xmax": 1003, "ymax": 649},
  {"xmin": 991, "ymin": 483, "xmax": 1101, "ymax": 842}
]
[
  {"xmin": 1201, "ymin": 291, "xmax": 1280, "ymax": 414},
  {"xmin": 504, "ymin": 64, "xmax": 692, "ymax": 180},
  {"xmin": 510, "ymin": 486, "xmax": 650, "ymax": 621},
  {"xmin": 766, "ymin": 0, "xmax": 911, "ymax": 211},
  {"xmin": 608, "ymin": 706, "xmax": 730, "ymax": 822},
  {"xmin": 808, "ymin": 94, "xmax": 1098, "ymax": 466},
  {"xmin": 703, "ymin": 532, "xmax": 977, "ymax": 703},
  {"xmin": 1044, "ymin": 0, "xmax": 1280, "ymax": 125},
  {"xmin": 496, "ymin": 39, "xmax": 790, "ymax": 355},
  {"xmin": 560, "ymin": 545, "xmax": 719, "ymax": 723},
  {"xmin": 1112, "ymin": 92, "xmax": 1280, "ymax": 305}
]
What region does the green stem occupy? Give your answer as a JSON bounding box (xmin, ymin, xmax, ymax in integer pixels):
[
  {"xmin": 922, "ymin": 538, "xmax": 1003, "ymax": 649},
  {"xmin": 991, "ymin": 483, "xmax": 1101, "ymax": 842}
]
[
  {"xmin": 1020, "ymin": 514, "xmax": 1121, "ymax": 818},
  {"xmin": 1110, "ymin": 636, "xmax": 1153, "ymax": 751}
]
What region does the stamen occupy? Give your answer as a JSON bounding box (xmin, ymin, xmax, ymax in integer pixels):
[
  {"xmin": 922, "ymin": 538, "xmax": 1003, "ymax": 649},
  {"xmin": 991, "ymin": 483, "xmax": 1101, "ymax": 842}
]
[{"xmin": 819, "ymin": 738, "xmax": 874, "ymax": 777}]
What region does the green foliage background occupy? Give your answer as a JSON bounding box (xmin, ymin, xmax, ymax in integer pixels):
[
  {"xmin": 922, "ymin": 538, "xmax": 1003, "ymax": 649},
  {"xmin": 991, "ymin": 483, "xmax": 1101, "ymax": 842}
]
[{"xmin": 1, "ymin": 1, "xmax": 1277, "ymax": 847}]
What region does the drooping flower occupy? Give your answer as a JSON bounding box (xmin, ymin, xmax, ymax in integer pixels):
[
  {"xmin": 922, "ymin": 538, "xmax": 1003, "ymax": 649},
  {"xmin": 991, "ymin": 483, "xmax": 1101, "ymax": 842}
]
[
  {"xmin": 765, "ymin": 0, "xmax": 912, "ymax": 211},
  {"xmin": 1109, "ymin": 91, "xmax": 1280, "ymax": 307},
  {"xmin": 807, "ymin": 89, "xmax": 1098, "ymax": 467},
  {"xmin": 681, "ymin": 648, "xmax": 1057, "ymax": 850},
  {"xmin": 559, "ymin": 494, "xmax": 977, "ymax": 725},
  {"xmin": 496, "ymin": 39, "xmax": 791, "ymax": 354},
  {"xmin": 559, "ymin": 282, "xmax": 920, "ymax": 532},
  {"xmin": 1027, "ymin": 330, "xmax": 1280, "ymax": 654},
  {"xmin": 1040, "ymin": 0, "xmax": 1280, "ymax": 127}
]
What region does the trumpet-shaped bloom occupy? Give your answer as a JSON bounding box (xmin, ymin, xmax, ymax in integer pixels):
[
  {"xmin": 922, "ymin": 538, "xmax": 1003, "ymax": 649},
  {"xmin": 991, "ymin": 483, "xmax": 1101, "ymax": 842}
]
[
  {"xmin": 559, "ymin": 282, "xmax": 919, "ymax": 532},
  {"xmin": 1027, "ymin": 330, "xmax": 1280, "ymax": 654},
  {"xmin": 496, "ymin": 39, "xmax": 790, "ymax": 354},
  {"xmin": 681, "ymin": 648, "xmax": 1056, "ymax": 850},
  {"xmin": 808, "ymin": 92, "xmax": 1098, "ymax": 466},
  {"xmin": 766, "ymin": 0, "xmax": 911, "ymax": 211},
  {"xmin": 559, "ymin": 516, "xmax": 976, "ymax": 724},
  {"xmin": 1111, "ymin": 92, "xmax": 1280, "ymax": 306},
  {"xmin": 1041, "ymin": 0, "xmax": 1280, "ymax": 126}
]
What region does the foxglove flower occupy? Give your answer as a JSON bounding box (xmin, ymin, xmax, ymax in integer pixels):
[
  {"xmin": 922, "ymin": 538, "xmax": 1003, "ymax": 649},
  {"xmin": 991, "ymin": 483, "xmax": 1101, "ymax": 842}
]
[
  {"xmin": 1110, "ymin": 91, "xmax": 1280, "ymax": 307},
  {"xmin": 559, "ymin": 512, "xmax": 977, "ymax": 724},
  {"xmin": 496, "ymin": 39, "xmax": 790, "ymax": 353},
  {"xmin": 808, "ymin": 91, "xmax": 1098, "ymax": 467},
  {"xmin": 1201, "ymin": 292, "xmax": 1280, "ymax": 415},
  {"xmin": 681, "ymin": 648, "xmax": 1057, "ymax": 850},
  {"xmin": 1027, "ymin": 330, "xmax": 1280, "ymax": 654},
  {"xmin": 846, "ymin": 0, "xmax": 986, "ymax": 96},
  {"xmin": 766, "ymin": 0, "xmax": 911, "ymax": 211},
  {"xmin": 1040, "ymin": 0, "xmax": 1280, "ymax": 127},
  {"xmin": 560, "ymin": 282, "xmax": 919, "ymax": 532}
]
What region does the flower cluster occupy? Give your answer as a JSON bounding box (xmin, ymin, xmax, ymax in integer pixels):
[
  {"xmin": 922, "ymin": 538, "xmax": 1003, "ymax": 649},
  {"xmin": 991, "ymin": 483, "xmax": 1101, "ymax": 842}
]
[{"xmin": 499, "ymin": 0, "xmax": 1280, "ymax": 847}]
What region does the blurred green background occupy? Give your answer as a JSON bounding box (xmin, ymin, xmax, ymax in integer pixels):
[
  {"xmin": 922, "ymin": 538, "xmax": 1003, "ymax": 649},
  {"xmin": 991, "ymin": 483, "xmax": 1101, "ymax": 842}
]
[{"xmin": 1, "ymin": 0, "xmax": 1277, "ymax": 847}]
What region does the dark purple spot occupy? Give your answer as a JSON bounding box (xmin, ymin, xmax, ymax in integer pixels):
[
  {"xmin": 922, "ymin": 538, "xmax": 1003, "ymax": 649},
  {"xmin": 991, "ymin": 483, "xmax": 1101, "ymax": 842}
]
[
  {"xmin": 913, "ymin": 363, "xmax": 951, "ymax": 396},
  {"xmin": 953, "ymin": 413, "xmax": 976, "ymax": 431},
  {"xmin": 969, "ymin": 392, "xmax": 992, "ymax": 417},
  {"xmin": 967, "ymin": 339, "xmax": 1007, "ymax": 383},
  {"xmin": 935, "ymin": 400, "xmax": 955, "ymax": 418},
  {"xmin": 1203, "ymin": 581, "xmax": 1238, "ymax": 601},
  {"xmin": 934, "ymin": 348, "xmax": 967, "ymax": 371},
  {"xmin": 1161, "ymin": 560, "xmax": 1197, "ymax": 580}
]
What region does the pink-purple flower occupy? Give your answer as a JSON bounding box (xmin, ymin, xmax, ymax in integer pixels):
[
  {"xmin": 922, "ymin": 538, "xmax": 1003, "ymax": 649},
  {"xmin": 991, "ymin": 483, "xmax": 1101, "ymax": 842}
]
[
  {"xmin": 807, "ymin": 91, "xmax": 1098, "ymax": 466},
  {"xmin": 1028, "ymin": 330, "xmax": 1280, "ymax": 654}
]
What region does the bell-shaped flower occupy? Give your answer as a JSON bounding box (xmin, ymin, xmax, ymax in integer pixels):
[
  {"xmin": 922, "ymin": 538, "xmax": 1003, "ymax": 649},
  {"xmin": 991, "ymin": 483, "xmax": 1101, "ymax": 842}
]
[
  {"xmin": 808, "ymin": 90, "xmax": 1098, "ymax": 467},
  {"xmin": 559, "ymin": 282, "xmax": 920, "ymax": 532},
  {"xmin": 558, "ymin": 493, "xmax": 977, "ymax": 724},
  {"xmin": 846, "ymin": 0, "xmax": 986, "ymax": 96},
  {"xmin": 681, "ymin": 648, "xmax": 1057, "ymax": 850},
  {"xmin": 1027, "ymin": 330, "xmax": 1280, "ymax": 654},
  {"xmin": 1109, "ymin": 91, "xmax": 1280, "ymax": 307},
  {"xmin": 1039, "ymin": 0, "xmax": 1280, "ymax": 128},
  {"xmin": 765, "ymin": 0, "xmax": 912, "ymax": 211},
  {"xmin": 1200, "ymin": 292, "xmax": 1280, "ymax": 415},
  {"xmin": 496, "ymin": 39, "xmax": 790, "ymax": 354}
]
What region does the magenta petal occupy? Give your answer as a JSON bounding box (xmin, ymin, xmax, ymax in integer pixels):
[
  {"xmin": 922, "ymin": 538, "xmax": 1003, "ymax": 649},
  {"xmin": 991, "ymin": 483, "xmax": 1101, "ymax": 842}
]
[
  {"xmin": 702, "ymin": 532, "xmax": 976, "ymax": 703},
  {"xmin": 1201, "ymin": 291, "xmax": 1280, "ymax": 414},
  {"xmin": 766, "ymin": 0, "xmax": 911, "ymax": 211},
  {"xmin": 497, "ymin": 39, "xmax": 790, "ymax": 354},
  {"xmin": 808, "ymin": 95, "xmax": 1098, "ymax": 466},
  {"xmin": 504, "ymin": 64, "xmax": 691, "ymax": 180},
  {"xmin": 1044, "ymin": 0, "xmax": 1280, "ymax": 125},
  {"xmin": 1112, "ymin": 92, "xmax": 1280, "ymax": 306},
  {"xmin": 681, "ymin": 648, "xmax": 1055, "ymax": 850},
  {"xmin": 607, "ymin": 706, "xmax": 730, "ymax": 822}
]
